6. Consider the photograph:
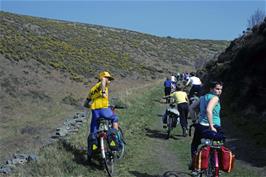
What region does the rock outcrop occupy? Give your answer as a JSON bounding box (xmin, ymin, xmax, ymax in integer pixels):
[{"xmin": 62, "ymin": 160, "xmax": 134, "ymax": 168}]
[{"xmin": 200, "ymin": 18, "xmax": 266, "ymax": 125}]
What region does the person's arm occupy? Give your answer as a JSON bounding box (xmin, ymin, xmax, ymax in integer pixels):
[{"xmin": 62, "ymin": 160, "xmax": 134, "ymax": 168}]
[
  {"xmin": 101, "ymin": 77, "xmax": 108, "ymax": 98},
  {"xmin": 83, "ymin": 92, "xmax": 92, "ymax": 108},
  {"xmin": 206, "ymin": 96, "xmax": 219, "ymax": 132},
  {"xmin": 185, "ymin": 78, "xmax": 191, "ymax": 86},
  {"xmin": 163, "ymin": 92, "xmax": 173, "ymax": 99},
  {"xmin": 189, "ymin": 99, "xmax": 200, "ymax": 122}
]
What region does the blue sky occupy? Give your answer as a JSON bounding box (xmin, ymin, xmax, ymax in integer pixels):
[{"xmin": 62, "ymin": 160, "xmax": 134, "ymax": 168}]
[{"xmin": 1, "ymin": 0, "xmax": 265, "ymax": 40}]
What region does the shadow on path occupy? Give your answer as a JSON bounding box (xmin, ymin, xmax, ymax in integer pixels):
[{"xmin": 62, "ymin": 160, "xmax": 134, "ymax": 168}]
[
  {"xmin": 60, "ymin": 139, "xmax": 103, "ymax": 170},
  {"xmin": 223, "ymin": 118, "xmax": 266, "ymax": 168},
  {"xmin": 145, "ymin": 128, "xmax": 168, "ymax": 140},
  {"xmin": 225, "ymin": 137, "xmax": 266, "ymax": 168},
  {"xmin": 130, "ymin": 170, "xmax": 160, "ymax": 177},
  {"xmin": 162, "ymin": 170, "xmax": 192, "ymax": 177}
]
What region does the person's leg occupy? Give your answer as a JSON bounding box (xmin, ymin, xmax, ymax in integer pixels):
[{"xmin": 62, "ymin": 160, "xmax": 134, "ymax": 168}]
[
  {"xmin": 100, "ymin": 108, "xmax": 123, "ymax": 149},
  {"xmin": 165, "ymin": 87, "xmax": 171, "ymax": 103},
  {"xmin": 100, "ymin": 107, "xmax": 119, "ymax": 130},
  {"xmin": 183, "ymin": 103, "xmax": 189, "ymax": 128},
  {"xmin": 164, "ymin": 87, "xmax": 168, "ymax": 97},
  {"xmin": 87, "ymin": 109, "xmax": 100, "ymax": 161},
  {"xmin": 178, "ymin": 103, "xmax": 188, "ymax": 136},
  {"xmin": 191, "ymin": 124, "xmax": 209, "ymax": 157},
  {"xmin": 189, "ymin": 85, "xmax": 196, "ymax": 99}
]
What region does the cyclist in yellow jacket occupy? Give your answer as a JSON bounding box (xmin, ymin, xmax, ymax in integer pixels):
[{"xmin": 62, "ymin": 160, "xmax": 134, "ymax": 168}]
[
  {"xmin": 165, "ymin": 84, "xmax": 189, "ymax": 136},
  {"xmin": 85, "ymin": 71, "xmax": 119, "ymax": 161}
]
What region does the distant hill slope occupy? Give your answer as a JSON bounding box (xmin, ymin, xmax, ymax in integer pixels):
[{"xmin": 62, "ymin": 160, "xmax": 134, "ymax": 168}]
[{"xmin": 0, "ymin": 11, "xmax": 228, "ymax": 80}]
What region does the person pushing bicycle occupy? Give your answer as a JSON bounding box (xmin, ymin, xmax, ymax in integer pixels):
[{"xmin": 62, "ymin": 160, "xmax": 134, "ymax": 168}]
[{"xmin": 164, "ymin": 84, "xmax": 189, "ymax": 137}]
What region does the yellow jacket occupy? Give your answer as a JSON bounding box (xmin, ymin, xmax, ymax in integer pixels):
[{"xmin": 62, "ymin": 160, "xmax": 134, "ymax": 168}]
[
  {"xmin": 88, "ymin": 82, "xmax": 109, "ymax": 110},
  {"xmin": 170, "ymin": 91, "xmax": 188, "ymax": 104}
]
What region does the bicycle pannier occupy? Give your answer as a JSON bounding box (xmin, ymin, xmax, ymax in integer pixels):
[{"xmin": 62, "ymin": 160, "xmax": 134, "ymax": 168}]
[
  {"xmin": 107, "ymin": 128, "xmax": 119, "ymax": 151},
  {"xmin": 219, "ymin": 146, "xmax": 235, "ymax": 172},
  {"xmin": 193, "ymin": 145, "xmax": 210, "ymax": 170}
]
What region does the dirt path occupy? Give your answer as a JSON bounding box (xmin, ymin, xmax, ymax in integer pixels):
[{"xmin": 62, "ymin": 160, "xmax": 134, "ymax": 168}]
[{"xmin": 142, "ymin": 103, "xmax": 192, "ymax": 177}]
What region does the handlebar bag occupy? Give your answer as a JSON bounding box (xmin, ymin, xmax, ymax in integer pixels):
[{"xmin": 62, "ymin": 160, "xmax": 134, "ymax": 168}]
[
  {"xmin": 193, "ymin": 145, "xmax": 210, "ymax": 170},
  {"xmin": 219, "ymin": 146, "xmax": 235, "ymax": 172}
]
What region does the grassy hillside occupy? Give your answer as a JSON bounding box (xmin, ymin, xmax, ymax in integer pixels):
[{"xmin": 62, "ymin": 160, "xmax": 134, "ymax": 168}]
[{"xmin": 0, "ymin": 11, "xmax": 229, "ymax": 81}]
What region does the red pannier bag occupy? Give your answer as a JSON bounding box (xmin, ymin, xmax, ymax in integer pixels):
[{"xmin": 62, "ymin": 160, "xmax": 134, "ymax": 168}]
[
  {"xmin": 193, "ymin": 145, "xmax": 210, "ymax": 170},
  {"xmin": 219, "ymin": 146, "xmax": 235, "ymax": 172}
]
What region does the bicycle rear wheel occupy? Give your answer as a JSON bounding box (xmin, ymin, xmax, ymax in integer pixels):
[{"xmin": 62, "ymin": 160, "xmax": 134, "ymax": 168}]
[
  {"xmin": 167, "ymin": 116, "xmax": 173, "ymax": 139},
  {"xmin": 205, "ymin": 151, "xmax": 217, "ymax": 177},
  {"xmin": 100, "ymin": 137, "xmax": 115, "ymax": 177}
]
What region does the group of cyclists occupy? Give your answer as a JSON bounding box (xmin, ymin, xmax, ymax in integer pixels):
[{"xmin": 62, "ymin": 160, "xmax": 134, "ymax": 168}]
[
  {"xmin": 84, "ymin": 70, "xmax": 225, "ymax": 175},
  {"xmin": 163, "ymin": 72, "xmax": 225, "ymax": 174}
]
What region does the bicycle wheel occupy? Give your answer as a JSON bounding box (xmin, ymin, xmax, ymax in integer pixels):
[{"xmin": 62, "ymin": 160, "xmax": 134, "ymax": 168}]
[
  {"xmin": 205, "ymin": 151, "xmax": 216, "ymax": 177},
  {"xmin": 116, "ymin": 127, "xmax": 125, "ymax": 160},
  {"xmin": 167, "ymin": 116, "xmax": 173, "ymax": 139},
  {"xmin": 100, "ymin": 137, "xmax": 114, "ymax": 176},
  {"xmin": 104, "ymin": 153, "xmax": 114, "ymax": 177}
]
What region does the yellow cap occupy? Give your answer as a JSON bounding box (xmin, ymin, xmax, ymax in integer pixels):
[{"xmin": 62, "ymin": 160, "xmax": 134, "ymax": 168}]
[{"xmin": 99, "ymin": 71, "xmax": 114, "ymax": 80}]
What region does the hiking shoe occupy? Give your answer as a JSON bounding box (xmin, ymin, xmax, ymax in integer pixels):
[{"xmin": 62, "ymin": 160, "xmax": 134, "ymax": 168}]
[
  {"xmin": 191, "ymin": 169, "xmax": 200, "ymax": 176},
  {"xmin": 163, "ymin": 125, "xmax": 167, "ymax": 128},
  {"xmin": 182, "ymin": 127, "xmax": 188, "ymax": 137}
]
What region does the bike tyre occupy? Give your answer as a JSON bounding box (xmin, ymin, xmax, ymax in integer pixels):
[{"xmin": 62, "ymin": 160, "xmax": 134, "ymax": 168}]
[
  {"xmin": 116, "ymin": 127, "xmax": 125, "ymax": 160},
  {"xmin": 104, "ymin": 155, "xmax": 114, "ymax": 177},
  {"xmin": 205, "ymin": 151, "xmax": 216, "ymax": 177},
  {"xmin": 100, "ymin": 137, "xmax": 114, "ymax": 177},
  {"xmin": 167, "ymin": 116, "xmax": 173, "ymax": 139}
]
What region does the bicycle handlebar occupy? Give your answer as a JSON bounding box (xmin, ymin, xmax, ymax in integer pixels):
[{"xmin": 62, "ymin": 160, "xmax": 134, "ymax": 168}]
[{"xmin": 110, "ymin": 105, "xmax": 128, "ymax": 109}]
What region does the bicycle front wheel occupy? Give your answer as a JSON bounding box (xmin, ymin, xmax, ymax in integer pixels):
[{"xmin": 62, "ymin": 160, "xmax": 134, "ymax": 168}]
[
  {"xmin": 104, "ymin": 154, "xmax": 114, "ymax": 177},
  {"xmin": 116, "ymin": 127, "xmax": 125, "ymax": 160}
]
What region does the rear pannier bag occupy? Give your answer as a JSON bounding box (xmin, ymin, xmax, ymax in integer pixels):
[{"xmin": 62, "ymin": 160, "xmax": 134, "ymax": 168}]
[
  {"xmin": 107, "ymin": 128, "xmax": 119, "ymax": 151},
  {"xmin": 193, "ymin": 145, "xmax": 210, "ymax": 170},
  {"xmin": 219, "ymin": 146, "xmax": 235, "ymax": 172}
]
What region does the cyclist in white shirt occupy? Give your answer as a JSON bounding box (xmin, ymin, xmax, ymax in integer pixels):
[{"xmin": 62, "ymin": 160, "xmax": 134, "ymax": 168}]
[{"xmin": 186, "ymin": 72, "xmax": 202, "ymax": 98}]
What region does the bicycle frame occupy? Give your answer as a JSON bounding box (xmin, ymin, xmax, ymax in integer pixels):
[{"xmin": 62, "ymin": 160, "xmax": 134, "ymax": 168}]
[{"xmin": 98, "ymin": 132, "xmax": 107, "ymax": 159}]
